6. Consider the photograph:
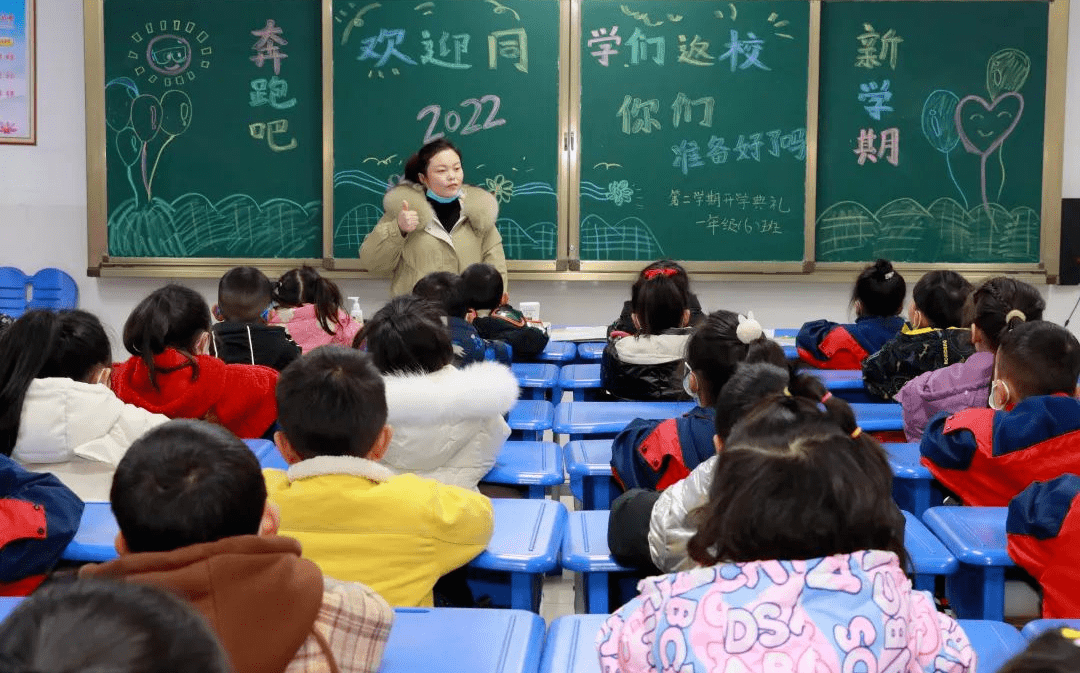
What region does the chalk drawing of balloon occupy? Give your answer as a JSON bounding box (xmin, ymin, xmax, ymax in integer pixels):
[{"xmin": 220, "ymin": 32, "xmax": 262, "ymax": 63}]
[
  {"xmin": 987, "ymin": 49, "xmax": 1031, "ymax": 99},
  {"xmin": 105, "ymin": 78, "xmax": 138, "ymax": 133},
  {"xmin": 144, "ymin": 90, "xmax": 194, "ymax": 197},
  {"xmin": 922, "ymin": 90, "xmax": 967, "ymax": 208},
  {"xmin": 955, "ymin": 92, "xmax": 1024, "ymax": 208},
  {"xmin": 129, "ymin": 94, "xmax": 163, "ymax": 199}
]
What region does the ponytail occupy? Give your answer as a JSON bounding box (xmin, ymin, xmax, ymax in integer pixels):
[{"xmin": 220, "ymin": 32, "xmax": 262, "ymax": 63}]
[
  {"xmin": 122, "ymin": 285, "xmax": 211, "ymax": 390},
  {"xmin": 852, "ymin": 258, "xmax": 905, "ymax": 317},
  {"xmin": 311, "ymin": 275, "xmax": 345, "ymax": 335},
  {"xmin": 274, "ymin": 266, "xmax": 344, "ymax": 335},
  {"xmin": 630, "ymin": 263, "xmax": 688, "ymax": 335}
]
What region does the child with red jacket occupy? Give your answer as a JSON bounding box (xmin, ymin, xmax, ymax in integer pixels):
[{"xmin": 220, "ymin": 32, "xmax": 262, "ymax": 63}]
[
  {"xmin": 1007, "ymin": 473, "xmax": 1080, "ymax": 618},
  {"xmin": 920, "ymin": 321, "xmax": 1080, "ymax": 506},
  {"xmin": 111, "ymin": 284, "xmax": 279, "ymax": 439}
]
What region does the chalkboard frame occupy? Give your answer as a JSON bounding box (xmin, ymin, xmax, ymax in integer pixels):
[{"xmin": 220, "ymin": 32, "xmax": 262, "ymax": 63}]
[{"xmin": 84, "ymin": 0, "xmax": 1067, "ymax": 283}]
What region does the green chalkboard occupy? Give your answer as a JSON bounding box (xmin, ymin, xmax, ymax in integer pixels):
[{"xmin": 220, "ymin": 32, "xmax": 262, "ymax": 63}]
[
  {"xmin": 816, "ymin": 1, "xmax": 1048, "ymax": 264},
  {"xmin": 332, "ymin": 0, "xmax": 561, "ymax": 261},
  {"xmin": 102, "ymin": 0, "xmax": 323, "ymax": 258},
  {"xmin": 578, "ymin": 0, "xmax": 809, "ymax": 262}
]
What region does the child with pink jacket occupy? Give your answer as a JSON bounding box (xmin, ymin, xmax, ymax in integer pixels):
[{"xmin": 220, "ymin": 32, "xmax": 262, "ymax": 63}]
[{"xmin": 269, "ymin": 266, "xmax": 362, "ymax": 352}]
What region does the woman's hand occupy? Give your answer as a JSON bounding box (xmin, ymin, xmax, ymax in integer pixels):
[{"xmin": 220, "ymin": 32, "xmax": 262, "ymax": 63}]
[{"xmin": 397, "ymin": 200, "xmax": 419, "ymax": 234}]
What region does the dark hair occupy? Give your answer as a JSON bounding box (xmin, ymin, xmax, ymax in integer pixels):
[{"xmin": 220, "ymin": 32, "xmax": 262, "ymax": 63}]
[
  {"xmin": 272, "ymin": 266, "xmax": 345, "ymax": 335},
  {"xmin": 912, "ymin": 270, "xmax": 973, "ymax": 328},
  {"xmin": 217, "ymin": 266, "xmax": 273, "ymax": 323},
  {"xmin": 997, "ymin": 321, "xmax": 1080, "ymax": 399},
  {"xmin": 403, "ymin": 138, "xmax": 462, "ymax": 184},
  {"xmin": 0, "ymin": 309, "xmax": 112, "ymax": 456},
  {"xmin": 685, "ymin": 310, "xmax": 787, "ymax": 406},
  {"xmin": 460, "ymin": 263, "xmax": 504, "ymax": 311},
  {"xmin": 413, "ymin": 271, "xmax": 469, "ymax": 319},
  {"xmin": 688, "ymin": 373, "xmax": 908, "ymax": 569},
  {"xmin": 122, "ymin": 284, "xmax": 212, "ymax": 390},
  {"xmin": 997, "ymin": 630, "xmax": 1080, "ymax": 673},
  {"xmin": 852, "ymin": 259, "xmax": 906, "ymax": 317},
  {"xmin": 713, "ymin": 362, "xmax": 791, "ymax": 441},
  {"xmin": 111, "ymin": 419, "xmax": 266, "ymax": 553},
  {"xmin": 276, "ymin": 346, "xmax": 388, "ymax": 459},
  {"xmin": 630, "ymin": 260, "xmax": 690, "ymax": 335},
  {"xmin": 967, "ymin": 277, "xmax": 1045, "ymax": 351},
  {"xmin": 353, "ymin": 295, "xmax": 453, "ymax": 374},
  {"xmin": 0, "ymin": 579, "xmax": 229, "ymax": 673}
]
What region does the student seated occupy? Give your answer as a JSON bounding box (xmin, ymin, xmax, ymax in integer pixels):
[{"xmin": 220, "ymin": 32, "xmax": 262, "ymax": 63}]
[
  {"xmin": 412, "ymin": 271, "xmax": 509, "ymax": 366},
  {"xmin": 1007, "ymin": 473, "xmax": 1080, "ymax": 619},
  {"xmin": 210, "ymin": 266, "xmax": 301, "ymax": 371},
  {"xmin": 863, "ymin": 270, "xmax": 975, "ymax": 400},
  {"xmin": 265, "ymin": 346, "xmax": 495, "ymax": 607},
  {"xmin": 0, "ymin": 309, "xmax": 169, "ymax": 501},
  {"xmin": 81, "ymin": 419, "xmax": 393, "ymax": 673},
  {"xmin": 609, "ymin": 260, "xmax": 705, "ymax": 336},
  {"xmin": 797, "ymin": 258, "xmax": 906, "ymax": 369},
  {"xmin": 269, "ymin": 265, "xmax": 362, "ymax": 352},
  {"xmin": 111, "ymin": 284, "xmax": 279, "ymax": 439},
  {"xmin": 598, "ymin": 380, "xmax": 975, "ymax": 673},
  {"xmin": 354, "ymin": 295, "xmax": 518, "ymax": 491},
  {"xmin": 897, "ymin": 277, "xmax": 1044, "ymax": 441},
  {"xmin": 0, "ymin": 454, "xmax": 82, "ymax": 595},
  {"xmin": 920, "ymin": 321, "xmax": 1080, "ymax": 506},
  {"xmin": 0, "ymin": 579, "xmax": 231, "ymax": 673},
  {"xmin": 461, "ymin": 263, "xmax": 549, "ymax": 361},
  {"xmin": 601, "ymin": 264, "xmax": 695, "ymax": 401}
]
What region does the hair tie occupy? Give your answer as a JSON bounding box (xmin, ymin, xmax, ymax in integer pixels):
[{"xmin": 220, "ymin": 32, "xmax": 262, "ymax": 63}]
[
  {"xmin": 736, "ymin": 311, "xmax": 763, "ymax": 344},
  {"xmin": 821, "ymin": 392, "xmax": 833, "ymax": 403},
  {"xmin": 782, "ymin": 387, "xmax": 793, "ymax": 397},
  {"xmin": 850, "ymin": 427, "xmax": 863, "ymax": 439},
  {"xmin": 884, "ymin": 271, "xmax": 895, "ymax": 280},
  {"xmin": 1005, "ymin": 309, "xmax": 1026, "ymax": 324},
  {"xmin": 1061, "ymin": 627, "xmax": 1080, "ymax": 645},
  {"xmin": 643, "ymin": 267, "xmax": 679, "ymax": 280}
]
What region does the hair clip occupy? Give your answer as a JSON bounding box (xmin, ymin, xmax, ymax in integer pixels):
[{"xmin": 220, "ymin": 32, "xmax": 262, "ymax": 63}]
[
  {"xmin": 1005, "ymin": 309, "xmax": 1026, "ymax": 324},
  {"xmin": 884, "ymin": 271, "xmax": 895, "ymax": 280},
  {"xmin": 782, "ymin": 387, "xmax": 793, "ymax": 397},
  {"xmin": 850, "ymin": 427, "xmax": 863, "ymax": 439},
  {"xmin": 643, "ymin": 267, "xmax": 679, "ymax": 280},
  {"xmin": 821, "ymin": 392, "xmax": 833, "ymax": 403},
  {"xmin": 1061, "ymin": 627, "xmax": 1080, "ymax": 645},
  {"xmin": 736, "ymin": 311, "xmax": 763, "ymax": 344}
]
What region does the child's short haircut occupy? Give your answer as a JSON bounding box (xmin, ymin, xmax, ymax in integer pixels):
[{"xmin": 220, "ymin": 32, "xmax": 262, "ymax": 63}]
[
  {"xmin": 413, "ymin": 271, "xmax": 469, "ymax": 319},
  {"xmin": 967, "ymin": 276, "xmax": 1045, "ymax": 351},
  {"xmin": 110, "ymin": 419, "xmax": 267, "ymax": 553},
  {"xmin": 217, "ymin": 266, "xmax": 273, "ymax": 323},
  {"xmin": 0, "ymin": 579, "xmax": 230, "ymax": 673},
  {"xmin": 277, "ymin": 345, "xmax": 388, "ymax": 459},
  {"xmin": 996, "ymin": 321, "xmax": 1080, "ymax": 399},
  {"xmin": 852, "ymin": 259, "xmax": 906, "ymax": 317},
  {"xmin": 353, "ymin": 295, "xmax": 453, "ymax": 374},
  {"xmin": 461, "ymin": 263, "xmax": 504, "ymax": 311},
  {"xmin": 912, "ymin": 270, "xmax": 973, "ymax": 328},
  {"xmin": 997, "ymin": 629, "xmax": 1080, "ymax": 673}
]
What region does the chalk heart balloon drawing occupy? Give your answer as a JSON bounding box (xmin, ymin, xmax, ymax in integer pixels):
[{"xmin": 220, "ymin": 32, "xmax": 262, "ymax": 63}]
[{"xmin": 956, "ymin": 92, "xmax": 1024, "ymax": 207}]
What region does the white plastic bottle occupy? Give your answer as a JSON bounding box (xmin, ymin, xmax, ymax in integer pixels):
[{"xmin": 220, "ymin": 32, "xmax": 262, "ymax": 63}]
[{"xmin": 348, "ymin": 296, "xmax": 363, "ymax": 324}]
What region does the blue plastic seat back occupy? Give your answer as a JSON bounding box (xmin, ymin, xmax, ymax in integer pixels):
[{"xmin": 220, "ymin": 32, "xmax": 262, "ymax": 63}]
[
  {"xmin": 28, "ymin": 268, "xmax": 78, "ymax": 311},
  {"xmin": 0, "ymin": 267, "xmax": 30, "ymax": 318}
]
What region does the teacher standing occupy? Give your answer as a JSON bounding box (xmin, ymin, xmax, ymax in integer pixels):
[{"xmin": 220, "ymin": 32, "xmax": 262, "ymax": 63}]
[{"xmin": 359, "ymin": 139, "xmax": 508, "ymax": 297}]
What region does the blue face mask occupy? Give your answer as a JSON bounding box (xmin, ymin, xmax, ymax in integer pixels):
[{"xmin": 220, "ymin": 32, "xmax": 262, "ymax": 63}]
[{"xmin": 426, "ymin": 188, "xmax": 461, "ymax": 204}]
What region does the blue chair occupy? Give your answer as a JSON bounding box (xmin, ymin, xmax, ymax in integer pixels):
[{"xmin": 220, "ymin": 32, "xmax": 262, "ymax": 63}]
[
  {"xmin": 481, "ymin": 441, "xmax": 565, "ymax": 498},
  {"xmin": 561, "ymin": 510, "xmax": 637, "ymax": 614},
  {"xmin": 0, "ymin": 596, "xmax": 23, "ymax": 621},
  {"xmin": 538, "ymin": 340, "xmax": 576, "ymax": 364},
  {"xmin": 511, "ymin": 362, "xmax": 561, "ymax": 401},
  {"xmin": 467, "ymin": 498, "xmax": 567, "ymax": 612},
  {"xmin": 540, "ymin": 614, "xmax": 607, "ymax": 673},
  {"xmin": 1022, "ymin": 619, "xmax": 1080, "ymax": 639},
  {"xmin": 576, "ymin": 342, "xmax": 605, "ymax": 362},
  {"xmin": 808, "ymin": 369, "xmax": 877, "ymax": 404},
  {"xmin": 769, "ymin": 327, "xmax": 799, "ymax": 359},
  {"xmin": 507, "ymin": 399, "xmax": 554, "ymax": 441},
  {"xmin": 957, "ymin": 620, "xmax": 1028, "ymax": 673},
  {"xmin": 62, "ymin": 502, "xmax": 119, "ymax": 563},
  {"xmin": 383, "ymin": 607, "xmax": 544, "ymax": 673},
  {"xmin": 244, "ymin": 438, "xmax": 288, "ymax": 470},
  {"xmin": 558, "ymin": 364, "xmax": 602, "ymax": 402},
  {"xmin": 0, "ymin": 267, "xmax": 78, "ymax": 318},
  {"xmin": 849, "ymin": 402, "xmax": 904, "ymax": 432},
  {"xmin": 923, "ymin": 506, "xmax": 1012, "ymax": 621},
  {"xmin": 885, "ymin": 442, "xmax": 943, "ymax": 517},
  {"xmin": 553, "ymin": 401, "xmax": 695, "ymax": 441},
  {"xmin": 902, "ymin": 510, "xmax": 958, "ymax": 591},
  {"xmin": 563, "ymin": 439, "xmax": 618, "ymax": 510}
]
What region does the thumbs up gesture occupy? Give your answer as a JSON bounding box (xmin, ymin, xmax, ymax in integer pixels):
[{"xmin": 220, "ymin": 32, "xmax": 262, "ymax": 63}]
[{"xmin": 397, "ymin": 200, "xmax": 420, "ymax": 234}]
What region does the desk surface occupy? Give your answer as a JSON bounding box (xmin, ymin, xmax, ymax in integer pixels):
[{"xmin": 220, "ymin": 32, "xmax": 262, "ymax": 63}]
[
  {"xmin": 884, "ymin": 442, "xmax": 933, "ymax": 479},
  {"xmin": 484, "ymin": 441, "xmax": 564, "ymax": 487},
  {"xmin": 383, "ymin": 607, "xmax": 545, "ymax": 673},
  {"xmin": 563, "ymin": 440, "xmax": 615, "ymax": 477},
  {"xmin": 562, "ymin": 510, "xmax": 632, "ymax": 574},
  {"xmin": 902, "ymin": 510, "xmax": 958, "ymax": 576},
  {"xmin": 61, "ymin": 501, "xmax": 119, "ymax": 562},
  {"xmin": 923, "ymin": 506, "xmax": 1011, "ymax": 566},
  {"xmin": 0, "ymin": 596, "xmax": 23, "ymax": 622},
  {"xmin": 554, "ymin": 401, "xmax": 696, "ymax": 434},
  {"xmin": 469, "ymin": 498, "xmax": 567, "ymax": 574},
  {"xmin": 507, "ymin": 400, "xmax": 555, "ymax": 431},
  {"xmin": 849, "ymin": 403, "xmax": 904, "ymax": 432},
  {"xmin": 957, "ymin": 620, "xmax": 1027, "ymax": 673}
]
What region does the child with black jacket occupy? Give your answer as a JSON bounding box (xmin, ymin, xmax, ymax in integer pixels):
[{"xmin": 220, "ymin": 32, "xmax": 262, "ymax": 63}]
[
  {"xmin": 461, "ymin": 263, "xmax": 549, "ymax": 360},
  {"xmin": 211, "ymin": 266, "xmax": 300, "ymax": 371}
]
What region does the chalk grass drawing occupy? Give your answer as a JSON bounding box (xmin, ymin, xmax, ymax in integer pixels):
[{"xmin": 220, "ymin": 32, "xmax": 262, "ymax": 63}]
[
  {"xmin": 580, "ymin": 214, "xmax": 664, "ymax": 260},
  {"xmin": 817, "ymin": 197, "xmax": 1040, "ymax": 263},
  {"xmin": 496, "ymin": 218, "xmax": 557, "ymax": 259}
]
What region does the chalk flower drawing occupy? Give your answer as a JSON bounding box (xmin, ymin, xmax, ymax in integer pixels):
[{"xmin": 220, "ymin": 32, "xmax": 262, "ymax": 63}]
[
  {"xmin": 0, "ymin": 122, "xmax": 16, "ymax": 134},
  {"xmin": 606, "ymin": 179, "xmax": 633, "ymax": 206},
  {"xmin": 486, "ymin": 174, "xmax": 515, "ymax": 203}
]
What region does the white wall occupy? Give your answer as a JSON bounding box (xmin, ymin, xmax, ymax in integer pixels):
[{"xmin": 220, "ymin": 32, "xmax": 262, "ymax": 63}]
[{"xmin": 2, "ymin": 0, "xmax": 1079, "ymax": 358}]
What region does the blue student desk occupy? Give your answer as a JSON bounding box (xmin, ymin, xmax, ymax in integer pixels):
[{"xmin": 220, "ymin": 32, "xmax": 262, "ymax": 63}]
[
  {"xmin": 884, "ymin": 442, "xmax": 942, "ymax": 517},
  {"xmin": 563, "ymin": 439, "xmax": 618, "ymax": 510},
  {"xmin": 538, "ymin": 340, "xmax": 576, "ymax": 364},
  {"xmin": 61, "ymin": 501, "xmax": 119, "ymax": 563},
  {"xmin": 576, "ymin": 341, "xmax": 605, "ymax": 362},
  {"xmin": 769, "ymin": 327, "xmax": 799, "ymax": 359},
  {"xmin": 807, "ymin": 368, "xmax": 877, "ymax": 404},
  {"xmin": 849, "ymin": 402, "xmax": 904, "ymax": 432},
  {"xmin": 558, "ymin": 364, "xmax": 603, "ymax": 402},
  {"xmin": 246, "ymin": 438, "xmax": 288, "ymax": 470},
  {"xmin": 561, "ymin": 510, "xmax": 637, "ymax": 614},
  {"xmin": 511, "ymin": 362, "xmax": 561, "ymax": 401},
  {"xmin": 902, "ymin": 510, "xmax": 958, "ymax": 591},
  {"xmin": 381, "ymin": 607, "xmax": 544, "ymax": 673},
  {"xmin": 553, "ymin": 401, "xmax": 696, "ymax": 441},
  {"xmin": 507, "ymin": 399, "xmax": 555, "ymax": 441},
  {"xmin": 1022, "ymin": 619, "xmax": 1080, "ymax": 639},
  {"xmin": 467, "ymin": 498, "xmax": 567, "ymax": 612},
  {"xmin": 0, "ymin": 596, "xmax": 23, "ymax": 621},
  {"xmin": 481, "ymin": 441, "xmax": 564, "ymax": 498},
  {"xmin": 923, "ymin": 506, "xmax": 1012, "ymax": 622},
  {"xmin": 540, "ymin": 615, "xmax": 1025, "ymax": 673}
]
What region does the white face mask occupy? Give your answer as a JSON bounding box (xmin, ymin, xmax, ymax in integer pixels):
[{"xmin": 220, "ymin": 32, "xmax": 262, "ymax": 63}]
[{"xmin": 683, "ymin": 370, "xmax": 700, "ymax": 405}]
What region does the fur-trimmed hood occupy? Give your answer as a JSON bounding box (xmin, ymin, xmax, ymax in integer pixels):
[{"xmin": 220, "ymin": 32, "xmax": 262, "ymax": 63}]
[
  {"xmin": 381, "ymin": 361, "xmax": 518, "ymax": 490},
  {"xmin": 382, "ymin": 182, "xmax": 498, "ymax": 236},
  {"xmin": 613, "ymin": 331, "xmax": 691, "ymax": 365}
]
